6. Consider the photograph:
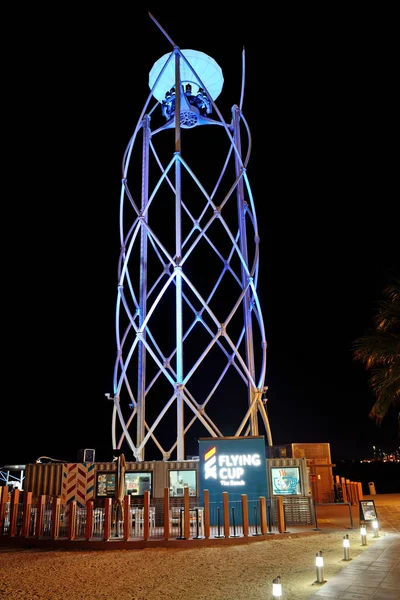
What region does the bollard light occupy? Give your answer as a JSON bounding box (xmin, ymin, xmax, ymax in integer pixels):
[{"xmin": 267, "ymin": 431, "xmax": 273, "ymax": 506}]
[
  {"xmin": 360, "ymin": 524, "xmax": 367, "ymax": 546},
  {"xmin": 315, "ymin": 550, "xmax": 325, "ymax": 584},
  {"xmin": 343, "ymin": 534, "xmax": 351, "ymax": 560},
  {"xmin": 372, "ymin": 519, "xmax": 380, "ymax": 538},
  {"xmin": 272, "ymin": 575, "xmax": 282, "ymax": 598}
]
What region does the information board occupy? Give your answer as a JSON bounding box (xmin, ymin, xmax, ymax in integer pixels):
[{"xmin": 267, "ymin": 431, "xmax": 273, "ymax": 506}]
[{"xmin": 359, "ymin": 499, "xmax": 378, "ymax": 522}]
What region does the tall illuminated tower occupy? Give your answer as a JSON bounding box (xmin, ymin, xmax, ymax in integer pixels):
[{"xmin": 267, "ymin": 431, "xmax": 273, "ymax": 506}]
[{"xmin": 108, "ymin": 13, "xmax": 272, "ymax": 461}]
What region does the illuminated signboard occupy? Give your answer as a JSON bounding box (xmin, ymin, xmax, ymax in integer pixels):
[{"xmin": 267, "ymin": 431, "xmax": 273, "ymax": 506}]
[
  {"xmin": 271, "ymin": 466, "xmax": 301, "ymax": 495},
  {"xmin": 198, "ymin": 436, "xmax": 268, "ymax": 503}
]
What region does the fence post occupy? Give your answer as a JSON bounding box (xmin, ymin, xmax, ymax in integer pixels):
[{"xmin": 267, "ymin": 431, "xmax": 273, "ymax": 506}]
[
  {"xmin": 163, "ymin": 488, "xmax": 170, "ymax": 540},
  {"xmin": 347, "ymin": 481, "xmax": 354, "ymax": 504},
  {"xmin": 341, "ymin": 477, "xmax": 348, "ymax": 502},
  {"xmin": 104, "ymin": 498, "xmax": 111, "ymax": 541},
  {"xmin": 21, "ymin": 491, "xmax": 32, "ymax": 537},
  {"xmin": 9, "ymin": 488, "xmax": 20, "ymax": 537},
  {"xmin": 276, "ymin": 496, "xmax": 285, "ymax": 533},
  {"xmin": 203, "ymin": 489, "xmax": 210, "ymax": 539},
  {"xmin": 0, "ymin": 487, "xmax": 9, "ymax": 534},
  {"xmin": 36, "ymin": 494, "xmax": 46, "ymax": 538},
  {"xmin": 52, "ymin": 496, "xmax": 61, "ymax": 539},
  {"xmin": 222, "ymin": 491, "xmax": 230, "ymax": 537},
  {"xmin": 85, "ymin": 500, "xmax": 94, "ymax": 540},
  {"xmin": 143, "ymin": 490, "xmax": 150, "ymax": 540},
  {"xmin": 357, "ymin": 482, "xmax": 363, "ymax": 501},
  {"xmin": 241, "ymin": 494, "xmax": 249, "ymax": 538},
  {"xmin": 259, "ymin": 496, "xmax": 268, "ymax": 534},
  {"xmin": 183, "ymin": 487, "xmax": 190, "ymax": 540},
  {"xmin": 122, "ymin": 495, "xmax": 130, "ymax": 540},
  {"xmin": 67, "ymin": 501, "xmax": 77, "ymax": 540}
]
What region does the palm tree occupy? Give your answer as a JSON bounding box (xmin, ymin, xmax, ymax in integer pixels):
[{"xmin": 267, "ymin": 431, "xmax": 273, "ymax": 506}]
[{"xmin": 352, "ymin": 278, "xmax": 400, "ymax": 433}]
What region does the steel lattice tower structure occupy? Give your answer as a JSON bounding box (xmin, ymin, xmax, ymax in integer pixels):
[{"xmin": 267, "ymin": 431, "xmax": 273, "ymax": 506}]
[{"xmin": 108, "ymin": 13, "xmax": 273, "ymax": 461}]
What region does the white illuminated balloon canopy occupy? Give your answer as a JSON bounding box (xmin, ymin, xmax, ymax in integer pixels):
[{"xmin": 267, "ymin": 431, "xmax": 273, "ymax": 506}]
[{"xmin": 148, "ymin": 49, "xmax": 224, "ymax": 102}]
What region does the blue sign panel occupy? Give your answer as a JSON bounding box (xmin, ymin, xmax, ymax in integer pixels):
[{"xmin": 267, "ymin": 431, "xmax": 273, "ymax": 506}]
[{"xmin": 198, "ymin": 436, "xmax": 268, "ymax": 504}]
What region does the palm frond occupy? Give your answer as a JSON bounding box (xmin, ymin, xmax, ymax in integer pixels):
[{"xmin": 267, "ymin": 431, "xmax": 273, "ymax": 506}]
[{"xmin": 352, "ymin": 278, "xmax": 400, "ymax": 432}]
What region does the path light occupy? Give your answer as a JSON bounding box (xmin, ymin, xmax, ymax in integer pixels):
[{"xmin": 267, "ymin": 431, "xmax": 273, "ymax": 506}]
[
  {"xmin": 315, "ymin": 550, "xmax": 325, "ymax": 584},
  {"xmin": 372, "ymin": 519, "xmax": 380, "ymax": 538},
  {"xmin": 360, "ymin": 524, "xmax": 367, "ymax": 546},
  {"xmin": 272, "ymin": 575, "xmax": 282, "ymax": 598},
  {"xmin": 343, "ymin": 534, "xmax": 351, "ymax": 560}
]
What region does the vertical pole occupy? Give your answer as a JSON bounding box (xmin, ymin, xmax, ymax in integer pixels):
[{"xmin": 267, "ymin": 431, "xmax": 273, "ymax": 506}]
[
  {"xmin": 9, "ymin": 488, "xmax": 20, "ymax": 537},
  {"xmin": 276, "ymin": 496, "xmax": 285, "ymax": 533},
  {"xmin": 341, "ymin": 477, "xmax": 348, "ymax": 502},
  {"xmin": 136, "ymin": 115, "xmax": 151, "ymax": 461},
  {"xmin": 0, "ymin": 486, "xmax": 8, "ymax": 534},
  {"xmin": 222, "ymin": 491, "xmax": 230, "ymax": 538},
  {"xmin": 232, "ymin": 105, "xmax": 257, "ymax": 436},
  {"xmin": 104, "ymin": 498, "xmax": 112, "ymax": 541},
  {"xmin": 267, "ymin": 500, "xmax": 273, "ymax": 534},
  {"xmin": 259, "ymin": 496, "xmax": 267, "ymax": 534},
  {"xmin": 174, "ymin": 50, "xmax": 184, "ymax": 461},
  {"xmin": 253, "ymin": 504, "xmax": 260, "ymax": 535},
  {"xmin": 215, "ymin": 506, "xmax": 224, "ymax": 538},
  {"xmin": 178, "ymin": 508, "xmax": 184, "ymax": 539},
  {"xmin": 183, "ymin": 486, "xmax": 190, "ymax": 540},
  {"xmin": 231, "ymin": 506, "xmax": 239, "ymax": 537},
  {"xmin": 68, "ymin": 501, "xmax": 77, "ymax": 541},
  {"xmin": 52, "ymin": 496, "xmax": 61, "ymax": 539},
  {"xmin": 164, "ymin": 487, "xmax": 170, "ymax": 540},
  {"xmin": 357, "ymin": 481, "xmax": 363, "ymax": 501},
  {"xmin": 36, "ymin": 494, "xmax": 46, "ymax": 538},
  {"xmin": 241, "ymin": 494, "xmax": 249, "ymax": 538},
  {"xmin": 143, "ymin": 490, "xmax": 150, "ymax": 541},
  {"xmin": 312, "ymin": 499, "xmax": 321, "ymax": 531},
  {"xmin": 123, "ymin": 495, "xmax": 130, "ymax": 541},
  {"xmin": 21, "ymin": 491, "xmax": 32, "ymax": 538},
  {"xmin": 203, "ymin": 489, "xmax": 210, "ymax": 539}
]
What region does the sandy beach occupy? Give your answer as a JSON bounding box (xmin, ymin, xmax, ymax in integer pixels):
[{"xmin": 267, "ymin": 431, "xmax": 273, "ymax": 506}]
[
  {"xmin": 0, "ymin": 528, "xmax": 384, "ymax": 600},
  {"xmin": 1, "ymin": 494, "xmax": 398, "ymax": 600}
]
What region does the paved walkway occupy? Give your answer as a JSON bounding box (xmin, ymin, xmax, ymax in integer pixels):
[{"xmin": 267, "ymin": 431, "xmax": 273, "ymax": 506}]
[{"xmin": 309, "ymin": 494, "xmax": 400, "ymax": 599}]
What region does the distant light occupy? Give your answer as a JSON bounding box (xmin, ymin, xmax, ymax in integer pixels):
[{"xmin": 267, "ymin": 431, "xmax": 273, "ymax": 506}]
[{"xmin": 3, "ymin": 465, "xmax": 26, "ymax": 470}]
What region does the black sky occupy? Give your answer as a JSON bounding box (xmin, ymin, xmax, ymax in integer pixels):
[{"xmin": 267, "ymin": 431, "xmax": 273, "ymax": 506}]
[{"xmin": 3, "ymin": 6, "xmax": 398, "ymax": 468}]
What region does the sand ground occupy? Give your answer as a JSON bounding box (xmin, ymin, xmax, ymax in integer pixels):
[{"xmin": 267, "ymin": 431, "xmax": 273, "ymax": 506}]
[{"xmin": 0, "ymin": 494, "xmax": 398, "ymax": 600}]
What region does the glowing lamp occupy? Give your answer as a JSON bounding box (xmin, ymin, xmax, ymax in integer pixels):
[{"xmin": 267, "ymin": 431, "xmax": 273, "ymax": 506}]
[
  {"xmin": 360, "ymin": 524, "xmax": 367, "ymax": 546},
  {"xmin": 149, "ymin": 49, "xmax": 224, "ymax": 102},
  {"xmin": 272, "ymin": 576, "xmax": 282, "ymax": 598},
  {"xmin": 343, "ymin": 534, "xmax": 350, "ymax": 560},
  {"xmin": 372, "ymin": 519, "xmax": 380, "ymax": 538},
  {"xmin": 315, "ymin": 553, "xmax": 324, "ymax": 568},
  {"xmin": 315, "ymin": 550, "xmax": 325, "ymax": 584}
]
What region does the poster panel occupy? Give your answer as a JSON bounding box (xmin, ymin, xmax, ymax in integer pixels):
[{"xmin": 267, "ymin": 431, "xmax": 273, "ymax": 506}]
[
  {"xmin": 271, "ymin": 466, "xmax": 302, "ymax": 495},
  {"xmin": 359, "ymin": 499, "xmax": 378, "ymax": 522}
]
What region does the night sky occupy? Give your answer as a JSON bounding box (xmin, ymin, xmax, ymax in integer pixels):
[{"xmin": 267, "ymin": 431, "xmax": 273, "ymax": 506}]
[{"xmin": 3, "ymin": 7, "xmax": 398, "ymax": 469}]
